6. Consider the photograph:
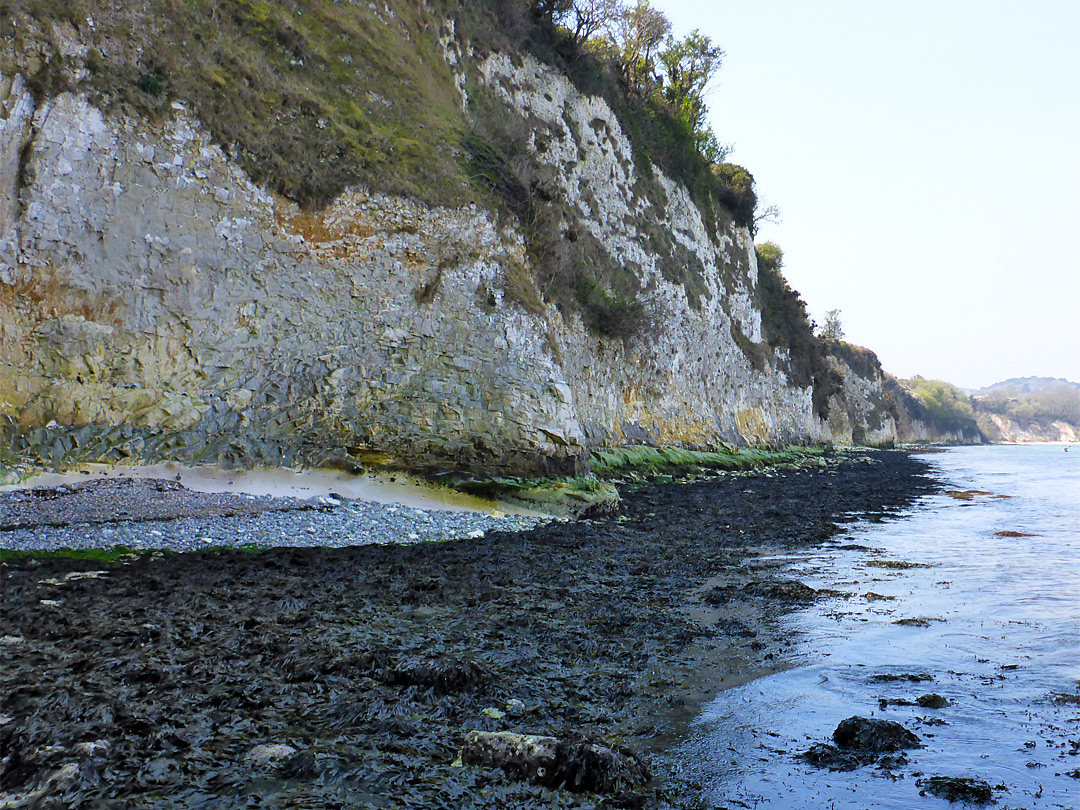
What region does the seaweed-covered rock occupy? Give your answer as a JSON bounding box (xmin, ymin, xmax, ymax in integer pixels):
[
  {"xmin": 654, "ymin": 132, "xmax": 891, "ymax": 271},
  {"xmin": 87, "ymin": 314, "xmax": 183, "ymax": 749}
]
[
  {"xmin": 916, "ymin": 693, "xmax": 950, "ymax": 709},
  {"xmin": 460, "ymin": 731, "xmax": 650, "ymax": 794},
  {"xmin": 277, "ymin": 750, "xmax": 319, "ymax": 779},
  {"xmin": 918, "ymin": 776, "xmax": 996, "ymax": 804},
  {"xmin": 392, "ymin": 656, "xmax": 485, "ymax": 693},
  {"xmin": 833, "ymin": 716, "xmax": 920, "ymax": 753},
  {"xmin": 704, "ymin": 579, "xmax": 835, "ymax": 605},
  {"xmin": 800, "ymin": 716, "xmax": 920, "ymax": 772},
  {"xmin": 553, "ymin": 736, "xmax": 651, "ymax": 794},
  {"xmin": 799, "ymin": 743, "xmax": 872, "ymax": 771},
  {"xmin": 461, "ymin": 731, "xmax": 558, "ymax": 783}
]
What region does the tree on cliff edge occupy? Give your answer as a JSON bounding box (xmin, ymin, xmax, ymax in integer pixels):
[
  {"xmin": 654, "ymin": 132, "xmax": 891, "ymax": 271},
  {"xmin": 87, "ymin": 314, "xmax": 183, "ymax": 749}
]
[{"xmin": 819, "ymin": 309, "xmax": 844, "ymax": 342}]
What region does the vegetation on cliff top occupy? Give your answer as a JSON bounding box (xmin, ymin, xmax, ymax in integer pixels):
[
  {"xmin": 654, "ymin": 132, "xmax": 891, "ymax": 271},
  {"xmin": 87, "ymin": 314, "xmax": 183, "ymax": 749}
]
[
  {"xmin": 897, "ymin": 377, "xmax": 980, "ymax": 436},
  {"xmin": 5, "ymin": 0, "xmax": 470, "ymax": 207},
  {"xmin": 5, "ymin": 0, "xmax": 753, "ymax": 220},
  {"xmin": 975, "ymin": 380, "xmax": 1080, "ymax": 427},
  {"xmin": 6, "ymin": 0, "xmax": 766, "ymax": 340}
]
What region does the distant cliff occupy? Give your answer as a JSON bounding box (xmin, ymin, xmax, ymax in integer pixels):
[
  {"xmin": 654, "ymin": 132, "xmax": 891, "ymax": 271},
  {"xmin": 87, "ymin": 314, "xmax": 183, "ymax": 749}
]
[
  {"xmin": 973, "ymin": 378, "xmax": 1080, "ymax": 443},
  {"xmin": 885, "ymin": 378, "xmax": 984, "ymax": 445},
  {"xmin": 883, "ymin": 376, "xmax": 1080, "ymax": 446},
  {"xmin": 1, "ymin": 1, "xmax": 909, "ymax": 475}
]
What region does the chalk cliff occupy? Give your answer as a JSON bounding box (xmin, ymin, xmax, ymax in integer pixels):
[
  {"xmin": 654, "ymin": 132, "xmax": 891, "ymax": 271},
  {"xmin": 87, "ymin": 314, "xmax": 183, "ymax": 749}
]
[
  {"xmin": 977, "ymin": 414, "xmax": 1078, "ymax": 445},
  {"xmin": 1, "ymin": 9, "xmax": 903, "ymax": 475}
]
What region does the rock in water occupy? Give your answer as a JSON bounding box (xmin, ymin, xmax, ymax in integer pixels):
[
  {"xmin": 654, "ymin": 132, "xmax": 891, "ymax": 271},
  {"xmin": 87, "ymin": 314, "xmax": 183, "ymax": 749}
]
[
  {"xmin": 799, "ymin": 743, "xmax": 868, "ymax": 772},
  {"xmin": 918, "ymin": 776, "xmax": 995, "ymax": 804},
  {"xmin": 460, "ymin": 731, "xmax": 650, "ymax": 794},
  {"xmin": 800, "ymin": 716, "xmax": 921, "ymax": 771},
  {"xmin": 833, "ymin": 716, "xmax": 921, "ymax": 753},
  {"xmin": 916, "ymin": 693, "xmax": 950, "ymax": 709}
]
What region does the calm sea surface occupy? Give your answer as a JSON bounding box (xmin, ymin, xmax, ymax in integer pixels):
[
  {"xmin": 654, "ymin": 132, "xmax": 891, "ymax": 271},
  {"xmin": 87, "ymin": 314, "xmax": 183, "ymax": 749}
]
[{"xmin": 669, "ymin": 445, "xmax": 1080, "ymax": 809}]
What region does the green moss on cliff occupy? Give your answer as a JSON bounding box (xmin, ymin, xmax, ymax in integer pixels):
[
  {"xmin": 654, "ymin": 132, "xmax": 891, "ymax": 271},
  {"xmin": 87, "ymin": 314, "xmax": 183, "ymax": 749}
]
[
  {"xmin": 7, "ymin": 0, "xmax": 754, "ymax": 225},
  {"xmin": 6, "ymin": 0, "xmax": 764, "ymax": 346},
  {"xmin": 6, "ymin": 0, "xmax": 470, "ymax": 208}
]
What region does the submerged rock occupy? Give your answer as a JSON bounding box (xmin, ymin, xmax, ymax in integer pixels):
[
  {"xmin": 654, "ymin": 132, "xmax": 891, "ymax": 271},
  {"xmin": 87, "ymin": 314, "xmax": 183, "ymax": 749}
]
[
  {"xmin": 918, "ymin": 775, "xmax": 996, "ymax": 804},
  {"xmin": 879, "ymin": 693, "xmax": 950, "ymax": 710},
  {"xmin": 871, "ymin": 672, "xmax": 934, "ymax": 683}
]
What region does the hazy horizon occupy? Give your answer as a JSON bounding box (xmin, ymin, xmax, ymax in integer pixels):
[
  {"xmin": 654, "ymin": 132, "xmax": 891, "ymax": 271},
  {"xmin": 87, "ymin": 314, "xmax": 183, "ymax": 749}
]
[{"xmin": 655, "ymin": 0, "xmax": 1079, "ymax": 390}]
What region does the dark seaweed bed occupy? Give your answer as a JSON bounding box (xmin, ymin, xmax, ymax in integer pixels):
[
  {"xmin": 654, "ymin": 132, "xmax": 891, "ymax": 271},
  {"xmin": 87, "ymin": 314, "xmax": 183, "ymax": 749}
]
[{"xmin": 0, "ymin": 451, "xmax": 936, "ymax": 809}]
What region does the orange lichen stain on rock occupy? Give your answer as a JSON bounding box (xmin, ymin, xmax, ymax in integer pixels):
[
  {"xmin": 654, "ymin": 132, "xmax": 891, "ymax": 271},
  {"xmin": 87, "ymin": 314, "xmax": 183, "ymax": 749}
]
[
  {"xmin": 401, "ymin": 247, "xmax": 430, "ymax": 272},
  {"xmin": 0, "ymin": 269, "xmax": 124, "ymax": 330},
  {"xmin": 275, "ymin": 203, "xmax": 379, "ymax": 263}
]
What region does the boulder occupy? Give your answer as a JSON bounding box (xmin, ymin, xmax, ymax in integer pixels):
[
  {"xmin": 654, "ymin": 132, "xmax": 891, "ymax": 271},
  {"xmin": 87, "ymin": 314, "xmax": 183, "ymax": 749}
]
[
  {"xmin": 801, "ymin": 716, "xmax": 920, "ymax": 771},
  {"xmin": 833, "ymin": 716, "xmax": 920, "ymax": 753},
  {"xmin": 460, "ymin": 730, "xmax": 650, "ymax": 794}
]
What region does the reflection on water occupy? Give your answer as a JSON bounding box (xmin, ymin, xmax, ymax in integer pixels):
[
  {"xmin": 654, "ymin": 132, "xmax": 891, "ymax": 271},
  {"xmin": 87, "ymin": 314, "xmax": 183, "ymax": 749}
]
[{"xmin": 669, "ymin": 446, "xmax": 1080, "ymax": 809}]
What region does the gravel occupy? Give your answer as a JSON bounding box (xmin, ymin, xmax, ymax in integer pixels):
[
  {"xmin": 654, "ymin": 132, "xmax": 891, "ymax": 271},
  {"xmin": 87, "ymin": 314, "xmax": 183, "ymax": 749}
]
[{"xmin": 0, "ymin": 485, "xmax": 552, "ymax": 554}]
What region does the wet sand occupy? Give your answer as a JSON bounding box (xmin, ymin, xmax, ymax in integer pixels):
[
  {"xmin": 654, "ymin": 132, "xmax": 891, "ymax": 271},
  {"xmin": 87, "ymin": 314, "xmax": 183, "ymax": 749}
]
[
  {"xmin": 0, "ymin": 450, "xmax": 936, "ymax": 808},
  {"xmin": 1, "ymin": 462, "xmax": 534, "ymax": 516}
]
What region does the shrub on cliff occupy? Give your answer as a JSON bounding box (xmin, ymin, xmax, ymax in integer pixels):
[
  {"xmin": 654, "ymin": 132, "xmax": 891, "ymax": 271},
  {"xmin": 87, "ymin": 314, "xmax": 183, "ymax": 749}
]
[
  {"xmin": 710, "ymin": 163, "xmax": 757, "ymax": 230},
  {"xmin": 829, "ymin": 341, "xmax": 883, "ymax": 382},
  {"xmin": 505, "ymin": 0, "xmax": 754, "ymax": 230},
  {"xmin": 903, "ymin": 378, "xmax": 980, "ymax": 434},
  {"xmin": 755, "ymin": 243, "xmax": 836, "ymax": 416}
]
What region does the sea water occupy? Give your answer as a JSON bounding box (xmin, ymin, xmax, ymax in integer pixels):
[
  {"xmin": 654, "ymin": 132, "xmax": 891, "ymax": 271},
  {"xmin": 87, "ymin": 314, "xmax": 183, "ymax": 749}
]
[{"xmin": 671, "ymin": 445, "xmax": 1080, "ymax": 809}]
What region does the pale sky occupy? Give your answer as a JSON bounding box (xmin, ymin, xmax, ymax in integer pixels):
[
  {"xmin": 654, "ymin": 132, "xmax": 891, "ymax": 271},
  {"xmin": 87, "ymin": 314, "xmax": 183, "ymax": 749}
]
[{"xmin": 654, "ymin": 0, "xmax": 1079, "ymax": 389}]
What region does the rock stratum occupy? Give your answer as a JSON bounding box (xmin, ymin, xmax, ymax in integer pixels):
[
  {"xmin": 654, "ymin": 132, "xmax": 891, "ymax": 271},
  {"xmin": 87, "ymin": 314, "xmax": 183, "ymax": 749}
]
[{"xmin": 0, "ymin": 5, "xmax": 954, "ymax": 475}]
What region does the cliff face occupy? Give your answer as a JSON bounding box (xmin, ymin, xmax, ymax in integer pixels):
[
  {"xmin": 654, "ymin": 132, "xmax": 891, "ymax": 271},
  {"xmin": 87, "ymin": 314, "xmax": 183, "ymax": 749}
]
[
  {"xmin": 1, "ymin": 15, "xmax": 900, "ymax": 475},
  {"xmin": 883, "ymin": 377, "xmax": 984, "ymax": 445},
  {"xmin": 822, "ymin": 354, "xmax": 896, "ymax": 446},
  {"xmin": 977, "ymin": 414, "xmax": 1078, "ymax": 444}
]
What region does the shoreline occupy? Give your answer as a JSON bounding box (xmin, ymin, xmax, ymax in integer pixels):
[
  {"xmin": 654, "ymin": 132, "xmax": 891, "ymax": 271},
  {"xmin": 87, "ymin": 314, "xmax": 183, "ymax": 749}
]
[
  {"xmin": 0, "ymin": 450, "xmax": 938, "ymax": 808},
  {"xmin": 0, "ymin": 462, "xmax": 543, "ymax": 516}
]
